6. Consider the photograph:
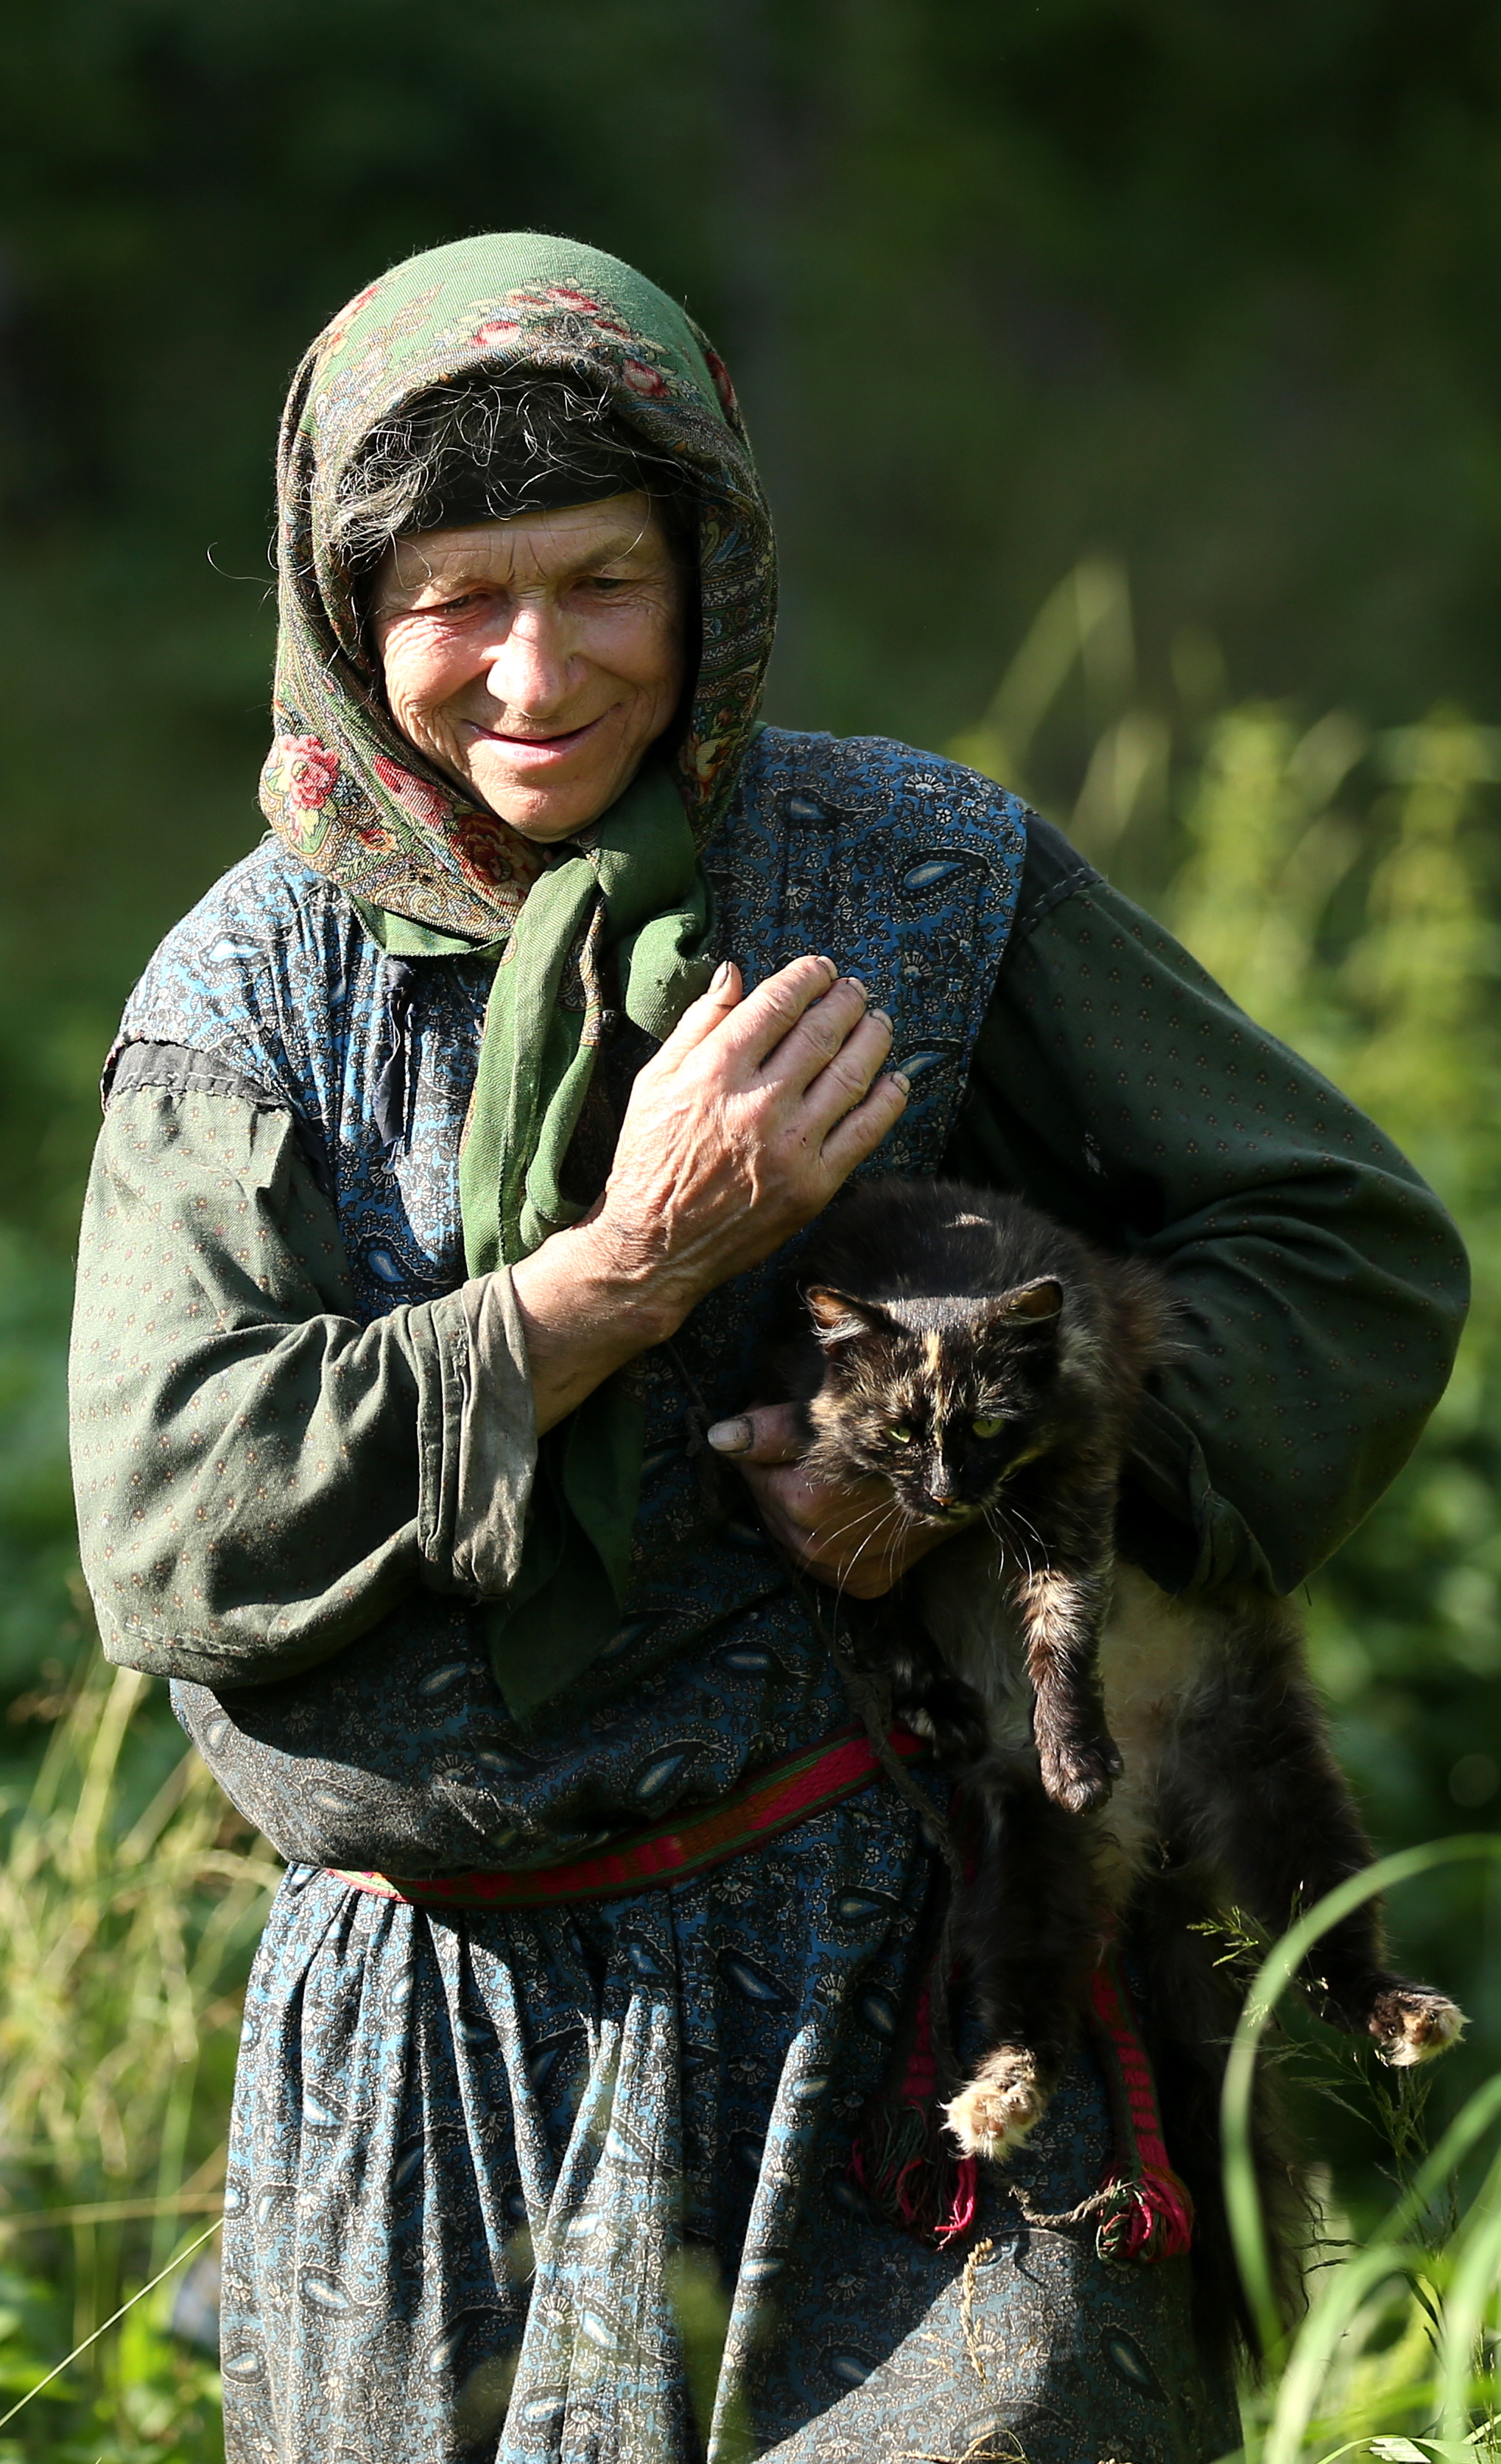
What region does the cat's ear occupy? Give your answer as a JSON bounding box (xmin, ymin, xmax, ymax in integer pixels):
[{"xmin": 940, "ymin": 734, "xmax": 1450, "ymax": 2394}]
[
  {"xmin": 994, "ymin": 1277, "xmax": 1064, "ymax": 1325},
  {"xmin": 804, "ymin": 1285, "xmax": 892, "ymax": 1346}
]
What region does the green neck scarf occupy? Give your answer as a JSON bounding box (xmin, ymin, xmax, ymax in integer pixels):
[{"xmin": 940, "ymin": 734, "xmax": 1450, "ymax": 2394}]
[
  {"xmin": 359, "ymin": 759, "xmax": 715, "ymax": 1713},
  {"xmin": 259, "ymin": 231, "xmax": 775, "ymax": 1717},
  {"xmin": 459, "ymin": 761, "xmax": 713, "ymax": 1274}
]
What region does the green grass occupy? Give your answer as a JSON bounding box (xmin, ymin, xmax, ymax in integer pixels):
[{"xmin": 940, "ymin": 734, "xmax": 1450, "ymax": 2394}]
[
  {"xmin": 0, "ymin": 1652, "xmax": 275, "ymax": 2461},
  {"xmin": 1224, "ymin": 1847, "xmax": 1501, "ymax": 2460}
]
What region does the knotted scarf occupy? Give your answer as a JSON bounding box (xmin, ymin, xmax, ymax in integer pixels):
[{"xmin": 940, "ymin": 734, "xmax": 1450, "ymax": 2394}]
[{"xmin": 359, "ymin": 760, "xmax": 714, "ymax": 1710}]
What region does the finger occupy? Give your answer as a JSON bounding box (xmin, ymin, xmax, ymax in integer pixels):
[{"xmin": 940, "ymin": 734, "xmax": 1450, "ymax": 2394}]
[
  {"xmin": 706, "ymin": 1401, "xmax": 807, "ymax": 1463},
  {"xmin": 798, "ymin": 1007, "xmax": 895, "ymax": 1135},
  {"xmin": 819, "ymin": 1070, "xmax": 910, "ymax": 1179},
  {"xmin": 653, "ymin": 958, "xmax": 744, "ymax": 1056},
  {"xmin": 737, "ymin": 1465, "xmax": 871, "ymax": 1562},
  {"xmin": 753, "ymin": 975, "xmax": 874, "ymax": 1094},
  {"xmin": 707, "ymin": 954, "xmax": 843, "ymax": 1070}
]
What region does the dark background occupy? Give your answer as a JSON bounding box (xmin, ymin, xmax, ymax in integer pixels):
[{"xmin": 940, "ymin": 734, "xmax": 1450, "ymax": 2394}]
[
  {"xmin": 3, "ymin": 0, "xmax": 1501, "ymax": 2242},
  {"xmin": 7, "ymin": 0, "xmax": 1501, "ymax": 1226}
]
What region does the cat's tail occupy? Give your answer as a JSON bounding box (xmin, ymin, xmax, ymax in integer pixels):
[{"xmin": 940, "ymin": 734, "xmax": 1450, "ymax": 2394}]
[{"xmin": 1129, "ymin": 1862, "xmax": 1312, "ymax": 2378}]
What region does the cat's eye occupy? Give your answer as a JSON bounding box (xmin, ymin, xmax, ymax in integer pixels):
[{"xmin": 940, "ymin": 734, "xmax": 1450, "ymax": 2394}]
[
  {"xmin": 889, "ymin": 1426, "xmax": 914, "ymax": 1446},
  {"xmin": 971, "ymin": 1416, "xmax": 1004, "ymax": 1440}
]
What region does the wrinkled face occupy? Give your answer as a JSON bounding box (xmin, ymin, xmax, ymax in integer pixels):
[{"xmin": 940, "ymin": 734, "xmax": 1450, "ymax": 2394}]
[
  {"xmin": 804, "ymin": 1287, "xmax": 1064, "ymax": 1526},
  {"xmin": 370, "ymin": 491, "xmax": 687, "ymax": 843}
]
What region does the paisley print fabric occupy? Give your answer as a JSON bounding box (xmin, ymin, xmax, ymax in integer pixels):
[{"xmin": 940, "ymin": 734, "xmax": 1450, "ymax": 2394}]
[{"xmin": 221, "ymin": 1826, "xmax": 1239, "ymax": 2464}]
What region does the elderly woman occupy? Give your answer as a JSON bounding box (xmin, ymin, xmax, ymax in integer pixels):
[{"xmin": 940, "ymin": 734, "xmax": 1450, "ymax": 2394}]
[{"xmin": 70, "ymin": 234, "xmax": 1465, "ymax": 2463}]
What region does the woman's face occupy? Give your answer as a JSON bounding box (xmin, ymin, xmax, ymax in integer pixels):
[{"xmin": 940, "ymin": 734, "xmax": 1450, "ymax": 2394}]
[{"xmin": 370, "ymin": 491, "xmax": 686, "ymax": 843}]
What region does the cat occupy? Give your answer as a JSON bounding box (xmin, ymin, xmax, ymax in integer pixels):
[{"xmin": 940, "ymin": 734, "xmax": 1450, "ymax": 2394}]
[
  {"xmin": 762, "ymin": 1176, "xmax": 1466, "ymax": 2175},
  {"xmin": 762, "ymin": 1174, "xmax": 1168, "ymax": 1814}
]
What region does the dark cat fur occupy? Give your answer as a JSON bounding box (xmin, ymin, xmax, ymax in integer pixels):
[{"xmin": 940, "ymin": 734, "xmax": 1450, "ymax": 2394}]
[
  {"xmin": 764, "ymin": 1176, "xmax": 1464, "ymax": 2352},
  {"xmin": 762, "ymin": 1175, "xmax": 1169, "ymax": 1812}
]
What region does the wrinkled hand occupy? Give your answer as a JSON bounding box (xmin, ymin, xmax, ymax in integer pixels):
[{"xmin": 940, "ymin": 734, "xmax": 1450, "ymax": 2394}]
[
  {"xmin": 706, "ymin": 1402, "xmax": 957, "ymax": 1599},
  {"xmin": 513, "ymin": 955, "xmax": 909, "ymax": 1432},
  {"xmin": 588, "ymin": 955, "xmax": 908, "ymax": 1329}
]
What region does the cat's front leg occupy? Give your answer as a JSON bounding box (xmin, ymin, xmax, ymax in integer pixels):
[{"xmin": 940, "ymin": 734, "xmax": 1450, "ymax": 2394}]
[
  {"xmin": 1013, "ymin": 1554, "xmax": 1122, "ymax": 1813},
  {"xmin": 943, "ymin": 1756, "xmax": 1108, "ymax": 2161},
  {"xmin": 846, "ymin": 1593, "xmax": 991, "ymax": 1766}
]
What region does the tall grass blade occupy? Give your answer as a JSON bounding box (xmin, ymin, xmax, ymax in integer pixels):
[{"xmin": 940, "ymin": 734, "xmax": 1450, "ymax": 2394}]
[
  {"xmin": 1223, "ymin": 1838, "xmax": 1501, "ymax": 2370},
  {"xmin": 0, "ymin": 2217, "xmax": 219, "ymax": 2431}
]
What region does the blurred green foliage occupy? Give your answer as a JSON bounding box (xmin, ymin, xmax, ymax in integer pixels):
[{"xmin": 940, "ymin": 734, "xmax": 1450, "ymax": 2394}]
[
  {"xmin": 1, "ymin": 0, "xmax": 1501, "ymax": 2441},
  {"xmin": 5, "ymin": 0, "xmax": 1501, "ymax": 1226},
  {"xmin": 0, "ymin": 1657, "xmax": 277, "ymax": 2459}
]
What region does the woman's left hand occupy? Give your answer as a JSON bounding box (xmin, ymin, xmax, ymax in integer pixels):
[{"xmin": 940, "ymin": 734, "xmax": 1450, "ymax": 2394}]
[{"xmin": 705, "ymin": 1403, "xmax": 956, "ymax": 1598}]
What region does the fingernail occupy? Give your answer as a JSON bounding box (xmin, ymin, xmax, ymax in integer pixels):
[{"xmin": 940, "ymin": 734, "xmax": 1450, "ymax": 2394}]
[
  {"xmin": 870, "ymin": 1007, "xmax": 892, "ymax": 1028},
  {"xmin": 707, "ymin": 1417, "xmax": 752, "ymax": 1455},
  {"xmin": 710, "ymin": 959, "xmax": 733, "ymax": 991},
  {"xmin": 815, "ymin": 955, "xmax": 837, "ymax": 978},
  {"xmin": 842, "ymin": 975, "xmax": 867, "ymax": 997},
  {"xmin": 890, "ymin": 1070, "xmax": 911, "ymax": 1095}
]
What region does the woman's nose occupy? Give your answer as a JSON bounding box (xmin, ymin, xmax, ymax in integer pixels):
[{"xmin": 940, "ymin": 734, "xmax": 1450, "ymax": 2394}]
[{"xmin": 482, "ymin": 603, "xmax": 572, "ymax": 714}]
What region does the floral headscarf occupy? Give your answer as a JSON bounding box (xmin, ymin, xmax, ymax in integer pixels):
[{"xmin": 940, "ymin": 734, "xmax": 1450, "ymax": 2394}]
[{"xmin": 261, "ymin": 229, "xmax": 776, "ymax": 940}]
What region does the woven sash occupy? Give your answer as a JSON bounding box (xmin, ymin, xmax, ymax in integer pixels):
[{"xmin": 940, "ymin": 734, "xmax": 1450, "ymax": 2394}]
[{"xmin": 331, "ymin": 1724, "xmax": 927, "ymax": 1910}]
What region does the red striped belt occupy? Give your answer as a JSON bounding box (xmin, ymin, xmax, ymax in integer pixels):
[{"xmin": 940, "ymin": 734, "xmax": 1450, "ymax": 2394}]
[{"xmin": 331, "ymin": 1724, "xmax": 927, "ymax": 1911}]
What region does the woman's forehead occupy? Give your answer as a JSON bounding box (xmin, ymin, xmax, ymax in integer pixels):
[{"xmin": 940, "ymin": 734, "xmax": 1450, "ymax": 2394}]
[{"xmin": 375, "ymin": 493, "xmax": 665, "ymax": 598}]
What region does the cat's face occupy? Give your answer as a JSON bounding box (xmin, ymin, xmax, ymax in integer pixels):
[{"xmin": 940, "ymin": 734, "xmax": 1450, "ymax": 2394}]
[{"xmin": 802, "ymin": 1278, "xmax": 1065, "ymax": 1527}]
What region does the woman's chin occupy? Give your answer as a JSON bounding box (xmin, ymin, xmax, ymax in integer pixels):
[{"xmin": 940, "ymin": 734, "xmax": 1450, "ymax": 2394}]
[
  {"xmin": 465, "ymin": 748, "xmax": 636, "ymax": 844},
  {"xmin": 469, "ymin": 768, "xmax": 616, "ymax": 844}
]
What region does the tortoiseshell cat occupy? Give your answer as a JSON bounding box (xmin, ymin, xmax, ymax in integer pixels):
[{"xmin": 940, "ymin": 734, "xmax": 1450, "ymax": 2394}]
[
  {"xmin": 765, "ymin": 1178, "xmax": 1464, "ymax": 2167},
  {"xmin": 765, "ymin": 1176, "xmax": 1167, "ymax": 1813}
]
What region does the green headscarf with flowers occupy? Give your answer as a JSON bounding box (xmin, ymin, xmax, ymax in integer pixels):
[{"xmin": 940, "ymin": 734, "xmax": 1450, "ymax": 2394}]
[{"xmin": 259, "ymin": 233, "xmax": 777, "ymax": 1715}]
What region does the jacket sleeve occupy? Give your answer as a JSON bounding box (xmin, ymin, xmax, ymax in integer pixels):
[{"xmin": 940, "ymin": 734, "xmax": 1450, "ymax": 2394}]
[
  {"xmin": 944, "ymin": 821, "xmax": 1470, "ymax": 1596},
  {"xmin": 68, "ymin": 1062, "xmax": 537, "ymax": 1685}
]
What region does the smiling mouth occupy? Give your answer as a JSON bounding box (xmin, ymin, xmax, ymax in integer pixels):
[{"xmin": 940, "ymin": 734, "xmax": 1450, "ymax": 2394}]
[{"xmin": 468, "ymin": 715, "xmax": 602, "ymax": 751}]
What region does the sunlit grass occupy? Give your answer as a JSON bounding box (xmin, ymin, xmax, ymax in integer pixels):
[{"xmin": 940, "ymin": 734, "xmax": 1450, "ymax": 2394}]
[
  {"xmin": 0, "ymin": 1650, "xmax": 275, "ymax": 2461},
  {"xmin": 1223, "ymin": 1847, "xmax": 1501, "ymax": 2461}
]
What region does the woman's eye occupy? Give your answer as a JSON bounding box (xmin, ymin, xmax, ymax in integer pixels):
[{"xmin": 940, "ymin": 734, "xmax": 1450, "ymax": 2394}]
[
  {"xmin": 889, "ymin": 1426, "xmax": 913, "ymax": 1446},
  {"xmin": 971, "ymin": 1417, "xmax": 1004, "ymax": 1440}
]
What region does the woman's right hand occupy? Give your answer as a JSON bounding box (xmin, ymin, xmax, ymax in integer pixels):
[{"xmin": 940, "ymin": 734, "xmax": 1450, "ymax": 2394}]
[
  {"xmin": 510, "ymin": 955, "xmax": 907, "ymax": 1431},
  {"xmin": 594, "ymin": 954, "xmax": 906, "ymax": 1316}
]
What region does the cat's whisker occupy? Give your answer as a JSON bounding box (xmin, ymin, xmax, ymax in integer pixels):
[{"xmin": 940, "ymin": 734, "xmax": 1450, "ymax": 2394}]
[
  {"xmin": 832, "ymin": 1503, "xmax": 907, "ymax": 1604},
  {"xmin": 992, "ymin": 1495, "xmax": 1045, "ymax": 1552},
  {"xmin": 984, "ymin": 1503, "xmax": 1036, "ymax": 1583},
  {"xmin": 804, "ymin": 1497, "xmax": 896, "ymax": 1553},
  {"xmin": 838, "ymin": 1502, "xmax": 904, "ymax": 1574}
]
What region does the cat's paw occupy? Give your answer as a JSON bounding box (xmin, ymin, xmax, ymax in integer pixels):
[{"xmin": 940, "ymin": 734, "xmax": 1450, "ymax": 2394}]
[
  {"xmin": 1368, "ymin": 1985, "xmax": 1467, "ymax": 2068},
  {"xmin": 943, "ymin": 2048, "xmax": 1051, "ymax": 2162},
  {"xmin": 1038, "ymin": 1730, "xmax": 1122, "ymax": 1814}
]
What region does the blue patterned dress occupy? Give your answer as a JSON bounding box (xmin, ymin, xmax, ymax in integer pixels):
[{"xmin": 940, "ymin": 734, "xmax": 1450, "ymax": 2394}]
[{"xmin": 71, "ymin": 729, "xmax": 1265, "ymax": 2462}]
